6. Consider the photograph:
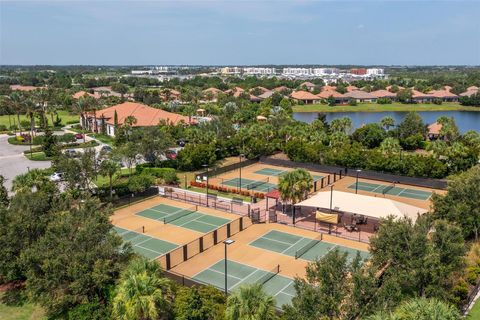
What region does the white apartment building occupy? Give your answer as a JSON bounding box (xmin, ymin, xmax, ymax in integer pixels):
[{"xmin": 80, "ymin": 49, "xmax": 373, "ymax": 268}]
[
  {"xmin": 366, "ymin": 68, "xmax": 384, "ymax": 76},
  {"xmin": 220, "ymin": 67, "xmax": 242, "ymax": 75},
  {"xmin": 282, "ymin": 68, "xmax": 340, "ymax": 77},
  {"xmin": 243, "ymin": 67, "xmax": 276, "ymax": 75}
]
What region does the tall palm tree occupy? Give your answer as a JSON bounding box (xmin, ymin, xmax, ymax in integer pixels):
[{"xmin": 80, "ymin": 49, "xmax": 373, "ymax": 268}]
[
  {"xmin": 380, "ymin": 116, "xmax": 395, "ymax": 131},
  {"xmin": 225, "ymin": 284, "xmax": 277, "ymax": 320},
  {"xmin": 99, "ymin": 159, "xmax": 119, "ymax": 199},
  {"xmin": 278, "ymin": 169, "xmax": 313, "ymax": 214},
  {"xmin": 10, "ymin": 92, "xmax": 25, "ymax": 134},
  {"xmin": 11, "ymin": 169, "xmax": 50, "ymax": 193},
  {"xmin": 24, "ymin": 98, "xmax": 38, "ymax": 139},
  {"xmin": 112, "ymin": 258, "xmax": 173, "ymax": 320}
]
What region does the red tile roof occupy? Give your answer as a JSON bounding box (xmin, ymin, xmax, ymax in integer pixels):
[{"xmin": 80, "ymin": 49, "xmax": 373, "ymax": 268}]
[
  {"xmin": 316, "ymin": 90, "xmax": 345, "ymax": 99},
  {"xmin": 411, "ymin": 89, "xmax": 429, "ymax": 99},
  {"xmin": 88, "ymin": 102, "xmax": 194, "ymax": 127},
  {"xmin": 428, "ymin": 122, "xmax": 442, "ymax": 135},
  {"xmin": 346, "ymin": 85, "xmax": 358, "ymax": 92},
  {"xmin": 322, "ymin": 85, "xmax": 337, "ymax": 91},
  {"xmin": 203, "ymin": 87, "xmax": 223, "ymax": 95},
  {"xmin": 250, "ymin": 86, "xmax": 271, "ymax": 93},
  {"xmin": 73, "ymin": 91, "xmax": 101, "ymax": 99},
  {"xmin": 343, "ymin": 90, "xmax": 377, "ymax": 100},
  {"xmin": 460, "ymin": 88, "xmax": 479, "ymax": 97},
  {"xmin": 10, "ymin": 85, "xmax": 45, "ymax": 91},
  {"xmin": 427, "ymin": 90, "xmax": 458, "ymax": 99},
  {"xmin": 386, "ymin": 85, "xmax": 404, "ymax": 92},
  {"xmin": 290, "ymin": 90, "xmax": 320, "ymax": 101},
  {"xmin": 300, "ymin": 81, "xmax": 316, "ymax": 88},
  {"xmin": 273, "ymin": 86, "xmax": 289, "ymax": 92},
  {"xmin": 370, "ymin": 89, "xmax": 397, "ymax": 99}
]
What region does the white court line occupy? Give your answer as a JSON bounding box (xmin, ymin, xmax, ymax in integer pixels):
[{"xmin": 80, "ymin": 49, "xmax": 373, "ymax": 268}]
[
  {"xmin": 281, "ymin": 237, "xmax": 305, "ymax": 254},
  {"xmin": 230, "ymin": 269, "xmax": 263, "ymax": 291},
  {"xmin": 276, "ymin": 281, "xmax": 296, "ymax": 298},
  {"xmin": 208, "ymin": 267, "xmax": 244, "ymax": 281},
  {"xmin": 261, "ymin": 234, "xmax": 299, "ymax": 247}
]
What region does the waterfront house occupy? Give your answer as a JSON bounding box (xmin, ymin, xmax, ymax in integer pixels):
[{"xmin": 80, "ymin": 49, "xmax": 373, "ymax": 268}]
[
  {"xmin": 342, "ymin": 90, "xmax": 377, "ymax": 103},
  {"xmin": 290, "ymin": 90, "xmax": 321, "ymax": 104}
]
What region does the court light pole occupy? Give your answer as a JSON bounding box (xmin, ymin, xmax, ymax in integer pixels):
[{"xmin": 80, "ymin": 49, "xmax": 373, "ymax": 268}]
[
  {"xmin": 202, "ymin": 164, "xmax": 209, "ymax": 207},
  {"xmin": 223, "ymin": 239, "xmax": 235, "ymax": 294},
  {"xmin": 355, "ymin": 169, "xmax": 362, "ymax": 194},
  {"xmin": 238, "ymin": 154, "xmax": 244, "ymax": 192},
  {"xmin": 329, "ymin": 184, "xmax": 334, "ymax": 234}
]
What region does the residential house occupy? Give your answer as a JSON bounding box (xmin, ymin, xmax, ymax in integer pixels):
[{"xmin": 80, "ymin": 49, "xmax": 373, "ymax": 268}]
[
  {"xmin": 202, "ymin": 87, "xmax": 223, "ymax": 101},
  {"xmin": 460, "ymin": 86, "xmax": 479, "ymax": 97},
  {"xmin": 427, "ymin": 122, "xmax": 443, "ymax": 140},
  {"xmin": 427, "ymin": 90, "xmax": 459, "ymax": 102},
  {"xmin": 370, "ymin": 89, "xmax": 397, "ymax": 100},
  {"xmin": 316, "ymin": 90, "xmax": 347, "ymax": 104},
  {"xmin": 411, "ymin": 89, "xmax": 432, "ymax": 103},
  {"xmin": 290, "ymin": 90, "xmax": 321, "ymax": 104},
  {"xmin": 10, "ymin": 85, "xmax": 45, "ymax": 91},
  {"xmin": 346, "ymin": 85, "xmax": 358, "ymax": 92},
  {"xmin": 273, "ymin": 86, "xmax": 290, "ymax": 93},
  {"xmin": 299, "ymin": 82, "xmax": 316, "ymax": 92},
  {"xmin": 72, "ymin": 91, "xmax": 101, "ymax": 99},
  {"xmin": 80, "ymin": 102, "xmax": 194, "ymax": 137},
  {"xmin": 342, "ymin": 90, "xmax": 377, "ymax": 103}
]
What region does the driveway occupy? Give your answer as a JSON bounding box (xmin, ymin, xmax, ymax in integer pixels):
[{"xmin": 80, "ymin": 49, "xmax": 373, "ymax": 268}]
[{"xmin": 0, "ymin": 134, "xmax": 51, "ymax": 192}]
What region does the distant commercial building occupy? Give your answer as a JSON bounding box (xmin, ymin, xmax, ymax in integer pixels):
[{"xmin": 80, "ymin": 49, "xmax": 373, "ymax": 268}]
[
  {"xmin": 220, "ymin": 67, "xmax": 242, "ymax": 75},
  {"xmin": 351, "ymin": 68, "xmax": 367, "ymax": 75},
  {"xmin": 243, "ymin": 67, "xmax": 276, "ymax": 75},
  {"xmin": 366, "ymin": 68, "xmax": 384, "ymax": 76}
]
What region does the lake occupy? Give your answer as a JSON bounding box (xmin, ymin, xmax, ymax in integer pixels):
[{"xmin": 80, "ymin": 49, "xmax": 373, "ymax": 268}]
[{"xmin": 293, "ymin": 111, "xmax": 480, "ymax": 133}]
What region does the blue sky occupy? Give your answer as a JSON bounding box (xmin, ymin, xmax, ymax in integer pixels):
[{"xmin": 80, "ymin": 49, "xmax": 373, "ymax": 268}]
[{"xmin": 1, "ymin": 0, "xmax": 479, "ymax": 65}]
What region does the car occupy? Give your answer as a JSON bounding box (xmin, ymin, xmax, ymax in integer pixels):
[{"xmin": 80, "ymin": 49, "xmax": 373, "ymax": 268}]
[
  {"xmin": 100, "ymin": 145, "xmax": 113, "ymax": 153},
  {"xmin": 49, "ymin": 172, "xmax": 64, "ymax": 182},
  {"xmin": 64, "ymin": 149, "xmax": 78, "ymax": 157},
  {"xmin": 165, "ymin": 149, "xmax": 177, "ymax": 160},
  {"xmin": 75, "ymin": 133, "xmax": 84, "ymax": 140}
]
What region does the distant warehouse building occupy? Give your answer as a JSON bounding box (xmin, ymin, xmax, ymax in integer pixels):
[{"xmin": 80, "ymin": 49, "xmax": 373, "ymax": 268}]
[{"xmin": 80, "ymin": 102, "xmax": 195, "ymax": 137}]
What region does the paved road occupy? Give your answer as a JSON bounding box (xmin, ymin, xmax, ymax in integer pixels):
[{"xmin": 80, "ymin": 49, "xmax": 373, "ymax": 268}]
[{"xmin": 0, "ymin": 134, "xmax": 51, "ymax": 192}]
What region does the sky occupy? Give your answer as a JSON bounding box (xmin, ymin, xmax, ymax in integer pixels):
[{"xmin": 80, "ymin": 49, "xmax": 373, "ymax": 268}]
[{"xmin": 0, "ymin": 0, "xmax": 479, "ymax": 66}]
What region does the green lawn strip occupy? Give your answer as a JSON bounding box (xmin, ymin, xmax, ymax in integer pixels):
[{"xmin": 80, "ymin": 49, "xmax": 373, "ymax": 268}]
[
  {"xmin": 0, "ymin": 110, "xmax": 79, "ymax": 129},
  {"xmin": 0, "ymin": 293, "xmax": 46, "ymax": 320},
  {"xmin": 468, "ymin": 297, "xmax": 480, "ymax": 319},
  {"xmin": 88, "ymin": 133, "xmax": 114, "ymax": 146},
  {"xmin": 94, "ymin": 168, "xmax": 132, "ymax": 187},
  {"xmin": 24, "ymin": 152, "xmax": 52, "ymax": 161},
  {"xmin": 293, "ymin": 102, "xmax": 480, "ymax": 113}
]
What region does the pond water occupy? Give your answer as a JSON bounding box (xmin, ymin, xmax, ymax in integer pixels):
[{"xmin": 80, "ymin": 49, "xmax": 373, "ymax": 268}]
[{"xmin": 293, "ymin": 111, "xmax": 480, "ymax": 133}]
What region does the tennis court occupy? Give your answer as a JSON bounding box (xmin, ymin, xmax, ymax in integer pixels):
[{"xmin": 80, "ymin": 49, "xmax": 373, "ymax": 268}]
[
  {"xmin": 193, "ymin": 259, "xmax": 295, "ymax": 308},
  {"xmin": 136, "ymin": 204, "xmax": 231, "ymax": 233},
  {"xmin": 114, "ymin": 226, "xmax": 178, "ymax": 259},
  {"xmin": 221, "ymin": 177, "xmax": 277, "ymax": 192},
  {"xmin": 250, "ymin": 230, "xmax": 369, "ymax": 262},
  {"xmin": 254, "ymin": 168, "xmax": 324, "ymax": 181},
  {"xmin": 348, "ymin": 181, "xmax": 432, "ymax": 200}
]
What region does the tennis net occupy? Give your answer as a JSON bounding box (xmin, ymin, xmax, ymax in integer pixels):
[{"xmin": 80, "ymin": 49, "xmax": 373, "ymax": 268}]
[
  {"xmin": 258, "ymin": 264, "xmax": 280, "ymax": 286},
  {"xmin": 245, "ymin": 178, "xmax": 269, "ymax": 190},
  {"xmin": 382, "ymin": 182, "xmax": 396, "ymax": 195},
  {"xmin": 163, "ymin": 205, "xmax": 198, "ymax": 224},
  {"xmin": 295, "ymin": 234, "xmax": 323, "ymax": 259}
]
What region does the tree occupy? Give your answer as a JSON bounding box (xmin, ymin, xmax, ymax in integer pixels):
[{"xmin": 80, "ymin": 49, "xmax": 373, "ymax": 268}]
[
  {"xmin": 330, "ymin": 117, "xmax": 352, "ymax": 134},
  {"xmin": 174, "ymin": 286, "xmax": 226, "ymax": 320},
  {"xmin": 225, "ymin": 284, "xmax": 277, "ymax": 320},
  {"xmin": 0, "ymin": 175, "xmax": 8, "ymax": 206},
  {"xmin": 398, "ymin": 112, "xmax": 426, "ymax": 140},
  {"xmin": 432, "ymin": 166, "xmax": 480, "ymax": 240},
  {"xmin": 397, "ymin": 89, "xmax": 413, "ymax": 103},
  {"xmin": 437, "ymin": 116, "xmax": 460, "ymax": 142},
  {"xmin": 352, "ymin": 123, "xmax": 386, "ymax": 148},
  {"xmin": 99, "ymin": 159, "xmax": 119, "ymax": 199},
  {"xmin": 369, "ymin": 215, "xmax": 465, "ymax": 301},
  {"xmin": 177, "ymin": 143, "xmax": 217, "ymax": 171},
  {"xmin": 283, "ymin": 249, "xmax": 351, "ymax": 320},
  {"xmin": 22, "ymin": 196, "xmax": 131, "ymax": 317},
  {"xmin": 11, "ymin": 169, "xmax": 53, "ymax": 193},
  {"xmin": 112, "ymin": 258, "xmax": 174, "ymax": 320},
  {"xmin": 366, "ymin": 298, "xmax": 461, "ymax": 320},
  {"xmin": 380, "ymin": 116, "xmax": 395, "ymax": 131},
  {"xmin": 380, "ymin": 137, "xmax": 402, "ymax": 154},
  {"xmin": 278, "ymin": 169, "xmax": 313, "ymax": 208},
  {"xmin": 42, "ymin": 128, "xmax": 59, "ymax": 157}
]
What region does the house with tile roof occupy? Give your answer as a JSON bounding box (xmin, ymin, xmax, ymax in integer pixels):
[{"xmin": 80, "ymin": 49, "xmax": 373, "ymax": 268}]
[
  {"xmin": 73, "ymin": 91, "xmax": 101, "ymax": 99},
  {"xmin": 460, "ymin": 87, "xmax": 479, "ymax": 97},
  {"xmin": 427, "ymin": 90, "xmax": 459, "ymax": 102},
  {"xmin": 290, "ymin": 90, "xmax": 321, "ymax": 104},
  {"xmin": 273, "ymin": 86, "xmax": 290, "ymax": 93},
  {"xmin": 10, "ymin": 85, "xmax": 45, "ymax": 91},
  {"xmin": 299, "ymin": 82, "xmax": 316, "ymax": 92},
  {"xmin": 370, "ymin": 89, "xmax": 397, "ymax": 100},
  {"xmin": 343, "ymin": 90, "xmax": 377, "ymax": 102},
  {"xmin": 80, "ymin": 102, "xmax": 194, "ymax": 136}
]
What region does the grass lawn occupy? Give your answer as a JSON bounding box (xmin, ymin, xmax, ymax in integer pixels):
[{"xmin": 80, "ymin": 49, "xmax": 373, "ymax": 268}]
[
  {"xmin": 89, "ymin": 133, "xmax": 115, "ymax": 146},
  {"xmin": 468, "ymin": 297, "xmax": 480, "ymax": 319},
  {"xmin": 186, "ymin": 186, "xmax": 251, "ymax": 202},
  {"xmin": 24, "ymin": 152, "xmax": 52, "ymax": 161},
  {"xmin": 0, "ymin": 110, "xmax": 79, "ymax": 129},
  {"xmin": 94, "ymin": 168, "xmax": 132, "ymax": 187},
  {"xmin": 293, "ymin": 102, "xmax": 480, "ymax": 113},
  {"xmin": 0, "ymin": 293, "xmax": 45, "ymax": 320}
]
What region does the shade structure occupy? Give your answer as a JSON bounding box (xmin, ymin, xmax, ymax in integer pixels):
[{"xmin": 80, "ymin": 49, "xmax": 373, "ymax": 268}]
[{"xmin": 296, "ymin": 191, "xmax": 427, "ymax": 222}]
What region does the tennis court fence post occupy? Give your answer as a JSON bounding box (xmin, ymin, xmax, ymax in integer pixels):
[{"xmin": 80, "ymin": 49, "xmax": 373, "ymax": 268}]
[
  {"xmin": 333, "ymin": 172, "xmax": 336, "ymax": 182},
  {"xmin": 183, "ymin": 245, "xmax": 188, "ymax": 261},
  {"xmin": 166, "ymin": 254, "xmax": 171, "ymax": 270},
  {"xmin": 200, "ymin": 237, "xmax": 204, "ymax": 252}
]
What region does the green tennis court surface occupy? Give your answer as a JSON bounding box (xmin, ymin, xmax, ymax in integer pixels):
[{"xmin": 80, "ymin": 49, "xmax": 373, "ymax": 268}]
[
  {"xmin": 254, "ymin": 168, "xmax": 324, "ymax": 181},
  {"xmin": 193, "ymin": 259, "xmax": 295, "ymax": 308},
  {"xmin": 250, "ymin": 230, "xmax": 369, "ymax": 262},
  {"xmin": 348, "ymin": 181, "xmax": 432, "ymax": 200},
  {"xmin": 222, "ymin": 177, "xmax": 277, "ymax": 192},
  {"xmin": 114, "ymin": 226, "xmax": 178, "ymax": 259},
  {"xmin": 136, "ymin": 204, "xmax": 231, "ymax": 233}
]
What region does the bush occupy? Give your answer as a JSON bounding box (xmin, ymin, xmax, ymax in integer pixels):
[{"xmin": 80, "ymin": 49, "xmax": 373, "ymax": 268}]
[
  {"xmin": 432, "ymin": 98, "xmax": 443, "ymax": 105},
  {"xmin": 377, "ymin": 98, "xmax": 392, "ymax": 104},
  {"xmin": 0, "ymin": 124, "xmax": 7, "ymax": 131},
  {"xmin": 348, "ymin": 99, "xmax": 357, "ymax": 106},
  {"xmin": 451, "ymin": 279, "xmax": 469, "ymax": 303},
  {"xmin": 128, "ymin": 173, "xmax": 154, "ymax": 194},
  {"xmin": 136, "ymin": 166, "xmax": 179, "ymax": 185}
]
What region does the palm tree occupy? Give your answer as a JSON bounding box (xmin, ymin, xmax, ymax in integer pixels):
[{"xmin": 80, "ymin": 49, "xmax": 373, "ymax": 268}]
[
  {"xmin": 380, "ymin": 137, "xmax": 402, "ymax": 154},
  {"xmin": 99, "ymin": 159, "xmax": 119, "ymax": 199},
  {"xmin": 330, "ymin": 117, "xmax": 352, "ymax": 134},
  {"xmin": 366, "ymin": 298, "xmax": 460, "ymax": 320},
  {"xmin": 10, "ymin": 92, "xmax": 25, "ymax": 134},
  {"xmin": 112, "ymin": 258, "xmax": 173, "ymax": 320},
  {"xmin": 380, "ymin": 116, "xmax": 395, "ymax": 131},
  {"xmin": 278, "ymin": 169, "xmax": 313, "ymax": 214},
  {"xmin": 225, "ymin": 284, "xmax": 277, "ymax": 320},
  {"xmin": 11, "ymin": 169, "xmax": 50, "ymax": 193},
  {"xmin": 24, "ymin": 98, "xmax": 38, "ymax": 139}
]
